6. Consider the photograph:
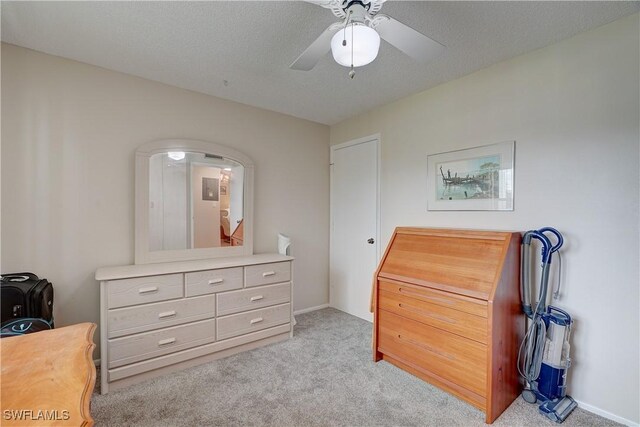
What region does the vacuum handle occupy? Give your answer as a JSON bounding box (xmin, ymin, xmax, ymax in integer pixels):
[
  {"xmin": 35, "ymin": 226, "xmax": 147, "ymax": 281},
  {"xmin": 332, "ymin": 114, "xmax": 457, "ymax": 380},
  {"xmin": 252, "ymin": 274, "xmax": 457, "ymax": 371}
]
[
  {"xmin": 539, "ymin": 227, "xmax": 563, "ymax": 253},
  {"xmin": 529, "ymin": 230, "xmax": 554, "ymax": 264}
]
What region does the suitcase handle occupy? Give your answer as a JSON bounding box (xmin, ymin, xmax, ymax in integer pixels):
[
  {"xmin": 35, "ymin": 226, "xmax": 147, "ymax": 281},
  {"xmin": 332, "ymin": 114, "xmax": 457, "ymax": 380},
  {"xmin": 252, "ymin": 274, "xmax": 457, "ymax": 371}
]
[
  {"xmin": 1, "ymin": 272, "xmax": 39, "ymax": 282},
  {"xmin": 1, "ymin": 275, "xmax": 31, "ymax": 282}
]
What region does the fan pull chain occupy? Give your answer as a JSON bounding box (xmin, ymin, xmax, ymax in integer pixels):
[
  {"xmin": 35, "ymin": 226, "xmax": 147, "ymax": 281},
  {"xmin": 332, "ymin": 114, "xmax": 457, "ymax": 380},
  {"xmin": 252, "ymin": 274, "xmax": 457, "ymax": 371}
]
[
  {"xmin": 349, "ymin": 21, "xmax": 355, "ymax": 79},
  {"xmin": 342, "ymin": 9, "xmax": 352, "ymax": 46}
]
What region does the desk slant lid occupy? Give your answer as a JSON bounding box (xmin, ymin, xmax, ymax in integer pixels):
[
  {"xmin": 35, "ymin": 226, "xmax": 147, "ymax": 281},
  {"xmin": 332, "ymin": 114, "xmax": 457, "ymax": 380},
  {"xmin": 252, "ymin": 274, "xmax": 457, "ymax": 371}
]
[{"xmin": 377, "ymin": 228, "xmax": 517, "ymax": 301}]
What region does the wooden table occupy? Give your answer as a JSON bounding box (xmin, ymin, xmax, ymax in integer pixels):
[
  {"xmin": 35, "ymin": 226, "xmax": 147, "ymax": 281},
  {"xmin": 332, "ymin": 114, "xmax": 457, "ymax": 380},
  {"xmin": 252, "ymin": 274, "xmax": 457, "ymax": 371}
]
[{"xmin": 1, "ymin": 323, "xmax": 97, "ymax": 426}]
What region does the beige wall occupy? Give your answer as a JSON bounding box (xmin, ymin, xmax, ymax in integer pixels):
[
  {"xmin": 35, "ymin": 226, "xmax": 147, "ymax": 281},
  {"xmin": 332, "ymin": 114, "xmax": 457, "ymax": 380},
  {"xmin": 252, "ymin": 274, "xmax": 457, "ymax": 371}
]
[
  {"xmin": 1, "ymin": 43, "xmax": 330, "ymax": 351},
  {"xmin": 331, "ymin": 14, "xmax": 639, "ymax": 425}
]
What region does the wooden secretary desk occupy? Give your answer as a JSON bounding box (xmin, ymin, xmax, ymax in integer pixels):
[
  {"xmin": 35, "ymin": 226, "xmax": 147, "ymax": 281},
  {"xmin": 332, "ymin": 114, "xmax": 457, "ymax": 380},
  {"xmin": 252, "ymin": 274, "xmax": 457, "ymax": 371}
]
[{"xmin": 372, "ymin": 227, "xmax": 523, "ymax": 424}]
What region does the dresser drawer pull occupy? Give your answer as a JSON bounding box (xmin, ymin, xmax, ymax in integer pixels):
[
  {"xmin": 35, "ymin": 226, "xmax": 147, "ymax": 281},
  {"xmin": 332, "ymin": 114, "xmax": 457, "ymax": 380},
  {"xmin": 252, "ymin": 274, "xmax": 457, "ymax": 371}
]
[
  {"xmin": 398, "ymin": 288, "xmax": 454, "ymax": 306},
  {"xmin": 398, "ymin": 303, "xmax": 456, "ymax": 324},
  {"xmin": 250, "ymin": 317, "xmax": 264, "ymax": 325},
  {"xmin": 138, "ymin": 286, "xmax": 159, "ymax": 294},
  {"xmin": 262, "ymin": 271, "xmax": 276, "ymax": 277},
  {"xmin": 250, "ymin": 295, "xmax": 264, "ymax": 302},
  {"xmin": 398, "ymin": 334, "xmax": 456, "ymax": 361},
  {"xmin": 158, "ymin": 310, "xmax": 177, "ymax": 319},
  {"xmin": 208, "ymin": 278, "xmax": 224, "ymax": 285},
  {"xmin": 158, "ymin": 337, "xmax": 176, "ymax": 346}
]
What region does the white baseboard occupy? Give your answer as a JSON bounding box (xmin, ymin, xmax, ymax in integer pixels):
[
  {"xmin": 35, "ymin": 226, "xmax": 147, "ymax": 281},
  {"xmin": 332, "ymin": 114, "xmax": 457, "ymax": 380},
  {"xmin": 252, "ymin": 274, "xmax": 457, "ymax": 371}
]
[
  {"xmin": 293, "ymin": 304, "xmax": 329, "ymax": 316},
  {"xmin": 575, "ymin": 399, "xmax": 639, "ymax": 427}
]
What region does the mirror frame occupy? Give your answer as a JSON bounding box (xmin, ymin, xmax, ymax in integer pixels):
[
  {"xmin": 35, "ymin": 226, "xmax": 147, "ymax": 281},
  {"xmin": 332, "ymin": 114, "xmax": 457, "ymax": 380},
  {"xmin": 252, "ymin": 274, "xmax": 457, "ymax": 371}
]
[{"xmin": 135, "ymin": 138, "xmax": 254, "ymax": 264}]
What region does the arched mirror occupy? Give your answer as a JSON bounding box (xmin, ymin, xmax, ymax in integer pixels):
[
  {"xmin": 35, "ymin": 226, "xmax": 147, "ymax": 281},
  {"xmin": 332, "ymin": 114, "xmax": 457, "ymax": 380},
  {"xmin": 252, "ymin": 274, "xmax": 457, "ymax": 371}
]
[{"xmin": 135, "ymin": 139, "xmax": 253, "ymax": 264}]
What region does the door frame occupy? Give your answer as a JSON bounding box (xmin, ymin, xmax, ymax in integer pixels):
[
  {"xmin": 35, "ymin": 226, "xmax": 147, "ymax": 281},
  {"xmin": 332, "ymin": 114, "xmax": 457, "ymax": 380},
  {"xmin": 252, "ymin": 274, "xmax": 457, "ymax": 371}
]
[{"xmin": 329, "ymin": 133, "xmax": 382, "ymax": 310}]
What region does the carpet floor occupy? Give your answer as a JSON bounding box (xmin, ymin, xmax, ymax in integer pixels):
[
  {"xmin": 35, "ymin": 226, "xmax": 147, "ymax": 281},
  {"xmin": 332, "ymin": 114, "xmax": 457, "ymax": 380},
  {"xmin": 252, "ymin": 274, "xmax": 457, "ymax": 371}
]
[{"xmin": 92, "ymin": 308, "xmax": 619, "ymax": 426}]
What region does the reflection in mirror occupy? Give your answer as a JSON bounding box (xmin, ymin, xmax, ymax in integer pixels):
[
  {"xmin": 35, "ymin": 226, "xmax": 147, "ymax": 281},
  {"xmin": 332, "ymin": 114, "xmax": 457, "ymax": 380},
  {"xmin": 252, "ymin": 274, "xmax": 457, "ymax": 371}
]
[{"xmin": 148, "ymin": 151, "xmax": 244, "ymax": 252}]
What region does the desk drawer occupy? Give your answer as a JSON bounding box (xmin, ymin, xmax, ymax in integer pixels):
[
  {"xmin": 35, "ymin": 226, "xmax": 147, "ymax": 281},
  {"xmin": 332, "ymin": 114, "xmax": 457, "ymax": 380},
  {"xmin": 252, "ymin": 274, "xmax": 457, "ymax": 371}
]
[
  {"xmin": 185, "ymin": 267, "xmax": 243, "ymax": 297},
  {"xmin": 379, "ymin": 280, "xmax": 487, "ymax": 318},
  {"xmin": 217, "ymin": 283, "xmax": 291, "ymax": 316},
  {"xmin": 107, "ymin": 274, "xmax": 183, "ymax": 309},
  {"xmin": 108, "ymin": 318, "xmax": 216, "ymax": 369},
  {"xmin": 378, "ymin": 289, "xmax": 487, "ymax": 344},
  {"xmin": 245, "ymin": 262, "xmax": 290, "ymax": 288},
  {"xmin": 217, "ymin": 303, "xmax": 290, "ymax": 340},
  {"xmin": 107, "ymin": 295, "xmax": 215, "ymax": 339},
  {"xmin": 378, "ymin": 310, "xmax": 487, "ymax": 397}
]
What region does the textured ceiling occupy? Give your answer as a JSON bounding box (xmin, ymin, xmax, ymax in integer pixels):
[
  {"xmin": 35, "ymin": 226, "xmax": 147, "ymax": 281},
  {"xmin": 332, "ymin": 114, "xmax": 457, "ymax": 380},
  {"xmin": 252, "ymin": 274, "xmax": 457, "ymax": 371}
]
[{"xmin": 2, "ymin": 1, "xmax": 638, "ymax": 125}]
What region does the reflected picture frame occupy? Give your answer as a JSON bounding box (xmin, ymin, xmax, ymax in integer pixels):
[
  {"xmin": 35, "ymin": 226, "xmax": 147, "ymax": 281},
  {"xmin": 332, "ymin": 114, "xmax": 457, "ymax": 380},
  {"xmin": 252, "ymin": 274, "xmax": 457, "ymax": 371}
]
[
  {"xmin": 427, "ymin": 141, "xmax": 515, "ymax": 211},
  {"xmin": 202, "ymin": 177, "xmax": 219, "ymax": 201}
]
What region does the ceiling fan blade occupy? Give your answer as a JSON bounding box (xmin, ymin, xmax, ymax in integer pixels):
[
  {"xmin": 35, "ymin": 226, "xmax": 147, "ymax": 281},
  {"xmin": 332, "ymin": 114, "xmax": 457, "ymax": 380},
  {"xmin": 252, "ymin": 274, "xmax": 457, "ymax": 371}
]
[
  {"xmin": 290, "ymin": 22, "xmax": 342, "ymax": 71},
  {"xmin": 371, "ymin": 14, "xmax": 444, "ymax": 63}
]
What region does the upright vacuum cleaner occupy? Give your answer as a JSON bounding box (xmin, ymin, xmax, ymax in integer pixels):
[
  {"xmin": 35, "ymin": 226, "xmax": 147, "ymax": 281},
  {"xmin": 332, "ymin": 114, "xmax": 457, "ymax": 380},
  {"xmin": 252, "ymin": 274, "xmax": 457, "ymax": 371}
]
[{"xmin": 519, "ymin": 227, "xmax": 578, "ymax": 423}]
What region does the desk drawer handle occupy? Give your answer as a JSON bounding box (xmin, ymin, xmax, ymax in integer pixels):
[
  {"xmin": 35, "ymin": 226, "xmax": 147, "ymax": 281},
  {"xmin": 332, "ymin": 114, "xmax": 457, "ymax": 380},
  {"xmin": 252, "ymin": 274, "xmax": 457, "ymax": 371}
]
[
  {"xmin": 262, "ymin": 271, "xmax": 276, "ymax": 277},
  {"xmin": 250, "ymin": 295, "xmax": 264, "ymax": 302},
  {"xmin": 158, "ymin": 337, "xmax": 176, "ymax": 346},
  {"xmin": 158, "ymin": 310, "xmax": 176, "ymax": 319},
  {"xmin": 250, "ymin": 317, "xmax": 264, "ymax": 325},
  {"xmin": 139, "ymin": 286, "xmax": 158, "ymax": 294},
  {"xmin": 208, "ymin": 278, "xmax": 224, "ymax": 285}
]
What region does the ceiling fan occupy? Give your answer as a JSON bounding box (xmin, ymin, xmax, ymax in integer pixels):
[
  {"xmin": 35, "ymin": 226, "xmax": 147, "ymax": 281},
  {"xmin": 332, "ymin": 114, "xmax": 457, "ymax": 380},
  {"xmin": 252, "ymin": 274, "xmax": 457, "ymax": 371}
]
[{"xmin": 290, "ymin": 0, "xmax": 444, "ymax": 76}]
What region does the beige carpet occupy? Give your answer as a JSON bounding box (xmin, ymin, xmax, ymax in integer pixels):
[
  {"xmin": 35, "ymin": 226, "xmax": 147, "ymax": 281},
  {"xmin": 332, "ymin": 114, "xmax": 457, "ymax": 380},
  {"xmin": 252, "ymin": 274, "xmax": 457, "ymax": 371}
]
[{"xmin": 92, "ymin": 308, "xmax": 620, "ymax": 426}]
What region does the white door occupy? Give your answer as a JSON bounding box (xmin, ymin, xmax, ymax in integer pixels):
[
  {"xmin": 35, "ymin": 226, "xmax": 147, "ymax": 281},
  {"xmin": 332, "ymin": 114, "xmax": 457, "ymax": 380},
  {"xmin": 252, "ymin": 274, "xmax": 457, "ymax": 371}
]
[{"xmin": 330, "ymin": 137, "xmax": 379, "ymax": 322}]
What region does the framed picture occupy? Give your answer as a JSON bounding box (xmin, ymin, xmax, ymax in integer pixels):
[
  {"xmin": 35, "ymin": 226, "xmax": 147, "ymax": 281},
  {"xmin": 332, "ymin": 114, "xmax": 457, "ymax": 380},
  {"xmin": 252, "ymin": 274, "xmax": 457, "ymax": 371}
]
[
  {"xmin": 202, "ymin": 177, "xmax": 219, "ymax": 201},
  {"xmin": 427, "ymin": 141, "xmax": 515, "ymax": 211}
]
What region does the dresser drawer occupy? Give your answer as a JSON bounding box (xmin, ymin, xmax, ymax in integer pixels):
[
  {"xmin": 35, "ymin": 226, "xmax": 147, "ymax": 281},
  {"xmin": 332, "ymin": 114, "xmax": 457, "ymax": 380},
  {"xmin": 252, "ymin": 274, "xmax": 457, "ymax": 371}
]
[
  {"xmin": 379, "ymin": 279, "xmax": 487, "ymax": 318},
  {"xmin": 108, "ymin": 318, "xmax": 216, "ymax": 369},
  {"xmin": 107, "ymin": 295, "xmax": 216, "ymax": 339},
  {"xmin": 244, "ymin": 262, "xmax": 290, "ymax": 288},
  {"xmin": 107, "ymin": 274, "xmax": 183, "ymax": 309},
  {"xmin": 217, "ymin": 283, "xmax": 291, "ymax": 316},
  {"xmin": 378, "ymin": 310, "xmax": 487, "ymax": 397},
  {"xmin": 378, "ymin": 289, "xmax": 487, "ymax": 344},
  {"xmin": 217, "ymin": 303, "xmax": 290, "ymax": 340},
  {"xmin": 185, "ymin": 267, "xmax": 243, "ymax": 297}
]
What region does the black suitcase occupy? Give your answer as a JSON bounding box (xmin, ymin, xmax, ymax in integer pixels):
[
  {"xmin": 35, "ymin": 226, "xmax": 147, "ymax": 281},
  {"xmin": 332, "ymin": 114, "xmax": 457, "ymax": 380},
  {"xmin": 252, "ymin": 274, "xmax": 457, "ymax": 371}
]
[{"xmin": 0, "ymin": 273, "xmax": 54, "ymax": 325}]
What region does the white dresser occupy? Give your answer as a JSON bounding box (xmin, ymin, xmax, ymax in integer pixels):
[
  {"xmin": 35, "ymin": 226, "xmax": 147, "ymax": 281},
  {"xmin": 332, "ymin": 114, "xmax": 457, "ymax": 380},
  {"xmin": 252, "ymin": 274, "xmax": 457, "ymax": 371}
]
[{"xmin": 96, "ymin": 253, "xmax": 293, "ymax": 393}]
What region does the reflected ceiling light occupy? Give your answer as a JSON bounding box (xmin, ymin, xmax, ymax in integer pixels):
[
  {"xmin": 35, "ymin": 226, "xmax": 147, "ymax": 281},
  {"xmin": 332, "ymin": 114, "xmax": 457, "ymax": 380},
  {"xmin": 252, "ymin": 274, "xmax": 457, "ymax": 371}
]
[
  {"xmin": 224, "ymin": 168, "xmax": 232, "ymax": 171},
  {"xmin": 167, "ymin": 151, "xmax": 185, "ymax": 161},
  {"xmin": 330, "ymin": 22, "xmax": 380, "ymax": 68}
]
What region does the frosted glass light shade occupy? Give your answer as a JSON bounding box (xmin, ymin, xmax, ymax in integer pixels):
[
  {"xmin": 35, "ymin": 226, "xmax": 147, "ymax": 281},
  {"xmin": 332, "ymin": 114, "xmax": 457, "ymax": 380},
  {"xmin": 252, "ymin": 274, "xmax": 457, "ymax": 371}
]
[
  {"xmin": 331, "ymin": 24, "xmax": 380, "ymax": 67},
  {"xmin": 167, "ymin": 151, "xmax": 185, "ymax": 161}
]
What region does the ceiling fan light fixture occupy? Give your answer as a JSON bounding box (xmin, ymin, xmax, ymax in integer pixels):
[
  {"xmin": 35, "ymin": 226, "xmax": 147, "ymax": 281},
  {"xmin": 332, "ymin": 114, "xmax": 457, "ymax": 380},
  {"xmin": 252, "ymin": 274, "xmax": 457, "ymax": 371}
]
[
  {"xmin": 330, "ymin": 23, "xmax": 380, "ymax": 67},
  {"xmin": 167, "ymin": 151, "xmax": 185, "ymax": 161}
]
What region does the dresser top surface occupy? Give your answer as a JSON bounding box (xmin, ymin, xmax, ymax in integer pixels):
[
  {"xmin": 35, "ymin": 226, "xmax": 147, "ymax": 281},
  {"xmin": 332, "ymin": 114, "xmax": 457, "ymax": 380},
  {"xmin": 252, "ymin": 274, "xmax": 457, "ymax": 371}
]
[{"xmin": 96, "ymin": 253, "xmax": 293, "ymax": 281}]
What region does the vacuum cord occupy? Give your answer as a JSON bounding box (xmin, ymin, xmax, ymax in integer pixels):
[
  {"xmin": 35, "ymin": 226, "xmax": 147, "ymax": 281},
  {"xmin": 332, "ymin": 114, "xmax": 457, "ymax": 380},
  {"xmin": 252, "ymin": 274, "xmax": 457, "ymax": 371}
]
[
  {"xmin": 518, "ymin": 297, "xmax": 547, "ymax": 385},
  {"xmin": 553, "ymin": 251, "xmax": 563, "ymax": 300}
]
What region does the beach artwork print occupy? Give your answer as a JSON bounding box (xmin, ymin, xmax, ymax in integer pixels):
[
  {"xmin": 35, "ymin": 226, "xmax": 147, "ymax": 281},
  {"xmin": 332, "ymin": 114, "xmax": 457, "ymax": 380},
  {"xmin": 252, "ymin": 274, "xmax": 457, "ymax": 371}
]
[{"xmin": 436, "ymin": 155, "xmax": 501, "ymax": 201}]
